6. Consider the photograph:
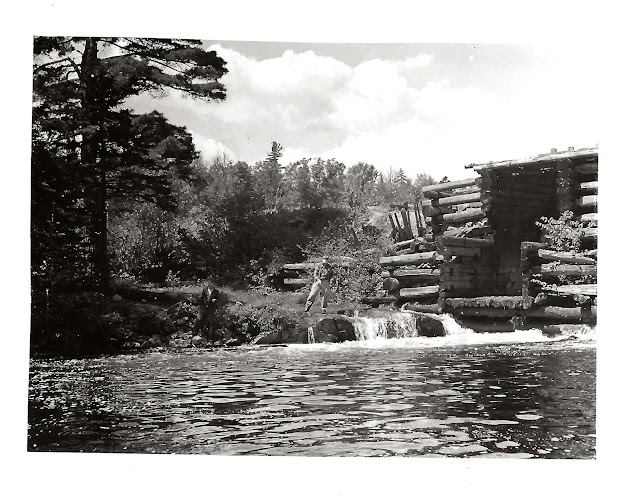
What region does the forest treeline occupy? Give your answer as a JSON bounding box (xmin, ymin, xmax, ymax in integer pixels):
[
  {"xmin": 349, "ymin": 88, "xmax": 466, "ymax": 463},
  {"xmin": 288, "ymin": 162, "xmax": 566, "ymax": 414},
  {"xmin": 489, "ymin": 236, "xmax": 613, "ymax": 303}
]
[{"xmin": 31, "ymin": 37, "xmax": 441, "ymax": 295}]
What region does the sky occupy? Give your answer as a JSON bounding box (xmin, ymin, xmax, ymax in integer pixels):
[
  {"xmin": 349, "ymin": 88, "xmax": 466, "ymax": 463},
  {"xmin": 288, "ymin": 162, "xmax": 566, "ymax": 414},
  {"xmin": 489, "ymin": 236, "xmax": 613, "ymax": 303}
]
[{"xmin": 127, "ymin": 41, "xmax": 601, "ymax": 181}]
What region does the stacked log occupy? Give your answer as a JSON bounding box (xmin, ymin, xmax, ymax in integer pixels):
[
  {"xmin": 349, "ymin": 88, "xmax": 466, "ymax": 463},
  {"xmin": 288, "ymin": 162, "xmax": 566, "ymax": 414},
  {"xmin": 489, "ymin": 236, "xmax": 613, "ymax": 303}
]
[
  {"xmin": 573, "ymin": 157, "xmax": 598, "ymax": 245},
  {"xmin": 422, "ymin": 178, "xmax": 488, "ymax": 237},
  {"xmin": 520, "ymin": 241, "xmax": 597, "ymax": 320},
  {"xmin": 379, "ymin": 250, "xmax": 443, "ymax": 303},
  {"xmin": 437, "ymin": 236, "xmax": 499, "ymax": 301}
]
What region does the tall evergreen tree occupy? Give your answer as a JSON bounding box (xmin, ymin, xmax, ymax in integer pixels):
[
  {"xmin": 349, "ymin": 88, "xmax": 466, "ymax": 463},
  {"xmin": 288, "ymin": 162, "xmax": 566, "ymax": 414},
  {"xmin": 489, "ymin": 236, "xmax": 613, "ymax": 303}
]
[{"xmin": 32, "ymin": 37, "xmax": 227, "ymax": 289}]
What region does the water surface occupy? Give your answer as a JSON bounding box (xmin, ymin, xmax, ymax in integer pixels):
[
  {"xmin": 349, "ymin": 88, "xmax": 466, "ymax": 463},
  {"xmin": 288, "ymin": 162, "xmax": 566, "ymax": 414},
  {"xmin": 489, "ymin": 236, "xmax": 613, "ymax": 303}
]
[{"xmin": 28, "ymin": 325, "xmax": 596, "ymax": 458}]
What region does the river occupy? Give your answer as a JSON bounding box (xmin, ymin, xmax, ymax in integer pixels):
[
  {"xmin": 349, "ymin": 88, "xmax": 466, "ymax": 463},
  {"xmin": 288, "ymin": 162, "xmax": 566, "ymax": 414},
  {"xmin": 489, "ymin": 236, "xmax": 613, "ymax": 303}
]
[{"xmin": 28, "ymin": 316, "xmax": 596, "ymax": 458}]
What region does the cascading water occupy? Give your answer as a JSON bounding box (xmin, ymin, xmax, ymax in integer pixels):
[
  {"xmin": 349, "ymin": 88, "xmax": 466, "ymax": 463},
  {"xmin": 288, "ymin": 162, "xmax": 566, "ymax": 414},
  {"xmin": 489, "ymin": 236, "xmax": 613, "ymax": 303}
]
[
  {"xmin": 343, "ymin": 310, "xmax": 595, "ymax": 344},
  {"xmin": 307, "ymin": 326, "xmax": 316, "ymax": 344},
  {"xmin": 350, "ymin": 312, "xmax": 419, "ymax": 340}
]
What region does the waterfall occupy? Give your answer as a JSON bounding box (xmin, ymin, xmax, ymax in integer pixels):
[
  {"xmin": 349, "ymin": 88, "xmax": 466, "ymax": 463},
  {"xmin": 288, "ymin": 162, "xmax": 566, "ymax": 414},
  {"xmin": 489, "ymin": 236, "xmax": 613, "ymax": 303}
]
[
  {"xmin": 307, "ymin": 326, "xmax": 316, "ymax": 344},
  {"xmin": 350, "ymin": 312, "xmax": 419, "ymax": 340},
  {"xmin": 423, "ymin": 313, "xmax": 473, "ymax": 336}
]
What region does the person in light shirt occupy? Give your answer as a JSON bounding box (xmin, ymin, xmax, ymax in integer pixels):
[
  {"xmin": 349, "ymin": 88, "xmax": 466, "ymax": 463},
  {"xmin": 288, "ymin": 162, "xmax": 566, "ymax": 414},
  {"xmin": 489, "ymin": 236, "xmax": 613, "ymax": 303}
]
[{"xmin": 304, "ymin": 257, "xmax": 334, "ymax": 314}]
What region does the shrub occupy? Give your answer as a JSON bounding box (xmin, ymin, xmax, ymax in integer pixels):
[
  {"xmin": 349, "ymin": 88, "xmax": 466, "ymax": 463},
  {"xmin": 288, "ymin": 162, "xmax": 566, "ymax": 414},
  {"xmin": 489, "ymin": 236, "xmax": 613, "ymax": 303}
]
[{"xmin": 535, "ymin": 210, "xmax": 593, "ymax": 253}]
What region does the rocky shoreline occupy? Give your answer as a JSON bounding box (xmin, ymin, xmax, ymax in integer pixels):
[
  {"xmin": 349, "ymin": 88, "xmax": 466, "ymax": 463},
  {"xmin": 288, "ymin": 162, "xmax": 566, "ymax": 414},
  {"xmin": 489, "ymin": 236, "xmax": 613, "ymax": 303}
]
[{"xmin": 30, "ymin": 286, "xmax": 448, "ymax": 358}]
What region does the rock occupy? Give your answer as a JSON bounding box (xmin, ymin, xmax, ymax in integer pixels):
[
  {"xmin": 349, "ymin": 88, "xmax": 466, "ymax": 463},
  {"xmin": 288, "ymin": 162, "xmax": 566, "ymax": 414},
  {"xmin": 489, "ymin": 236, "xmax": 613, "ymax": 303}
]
[
  {"xmin": 315, "ymin": 329, "xmax": 338, "ymax": 343},
  {"xmin": 141, "ymin": 337, "xmax": 162, "ymax": 349},
  {"xmin": 333, "ymin": 316, "xmax": 357, "ymax": 342},
  {"xmin": 281, "ymin": 327, "xmax": 305, "ymax": 344},
  {"xmin": 415, "ymin": 314, "xmax": 446, "ymax": 337},
  {"xmin": 316, "ymin": 318, "xmax": 338, "ymax": 336},
  {"xmin": 191, "ymin": 335, "xmax": 207, "ymax": 346},
  {"xmin": 225, "ymin": 338, "xmax": 242, "ymax": 347},
  {"xmin": 112, "ymin": 294, "xmax": 123, "ymax": 302},
  {"xmin": 253, "ymin": 330, "xmax": 283, "ymax": 345}
]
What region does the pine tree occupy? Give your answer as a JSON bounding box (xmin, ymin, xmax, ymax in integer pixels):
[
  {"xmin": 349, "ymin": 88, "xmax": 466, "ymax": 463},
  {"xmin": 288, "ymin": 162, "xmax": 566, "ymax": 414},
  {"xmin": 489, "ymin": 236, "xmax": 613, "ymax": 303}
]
[{"xmin": 32, "ymin": 37, "xmax": 227, "ymax": 289}]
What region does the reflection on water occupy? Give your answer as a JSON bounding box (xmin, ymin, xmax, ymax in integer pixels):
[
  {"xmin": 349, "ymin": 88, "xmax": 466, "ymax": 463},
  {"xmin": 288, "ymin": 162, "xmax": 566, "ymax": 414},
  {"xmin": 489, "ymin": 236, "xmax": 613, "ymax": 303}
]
[{"xmin": 28, "ymin": 328, "xmax": 596, "ymax": 458}]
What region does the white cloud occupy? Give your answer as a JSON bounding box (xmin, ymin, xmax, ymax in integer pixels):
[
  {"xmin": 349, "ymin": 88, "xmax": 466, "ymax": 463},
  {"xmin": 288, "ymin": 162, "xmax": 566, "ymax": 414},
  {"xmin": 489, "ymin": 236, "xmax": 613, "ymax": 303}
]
[
  {"xmin": 128, "ymin": 43, "xmax": 599, "ymax": 181},
  {"xmin": 190, "ymin": 132, "xmax": 238, "ymax": 162}
]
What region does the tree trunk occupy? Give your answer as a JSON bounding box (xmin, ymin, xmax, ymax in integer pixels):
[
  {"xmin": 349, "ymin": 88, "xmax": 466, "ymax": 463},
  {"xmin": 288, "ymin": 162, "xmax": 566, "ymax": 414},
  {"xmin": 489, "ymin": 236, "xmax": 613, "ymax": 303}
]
[{"xmin": 80, "ymin": 37, "xmax": 110, "ymax": 290}]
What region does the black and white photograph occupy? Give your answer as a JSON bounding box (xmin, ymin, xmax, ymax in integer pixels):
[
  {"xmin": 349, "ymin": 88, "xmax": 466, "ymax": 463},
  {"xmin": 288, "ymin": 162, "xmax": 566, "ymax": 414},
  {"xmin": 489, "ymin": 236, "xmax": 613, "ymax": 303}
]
[{"xmin": 6, "ymin": 1, "xmax": 637, "ymax": 494}]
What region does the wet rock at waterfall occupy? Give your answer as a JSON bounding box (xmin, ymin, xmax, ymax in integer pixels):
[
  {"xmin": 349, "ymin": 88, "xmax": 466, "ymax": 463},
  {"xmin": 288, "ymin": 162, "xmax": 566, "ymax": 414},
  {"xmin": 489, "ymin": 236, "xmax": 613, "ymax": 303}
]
[
  {"xmin": 253, "ymin": 330, "xmax": 283, "ymax": 345},
  {"xmin": 414, "ymin": 314, "xmax": 446, "ymax": 337},
  {"xmin": 333, "ymin": 316, "xmax": 357, "ymax": 342}
]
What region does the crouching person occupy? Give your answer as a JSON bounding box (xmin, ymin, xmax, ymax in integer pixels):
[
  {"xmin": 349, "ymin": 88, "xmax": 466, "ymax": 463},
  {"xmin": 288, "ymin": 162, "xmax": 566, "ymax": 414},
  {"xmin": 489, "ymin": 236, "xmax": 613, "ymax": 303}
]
[{"xmin": 194, "ymin": 280, "xmax": 232, "ymax": 341}]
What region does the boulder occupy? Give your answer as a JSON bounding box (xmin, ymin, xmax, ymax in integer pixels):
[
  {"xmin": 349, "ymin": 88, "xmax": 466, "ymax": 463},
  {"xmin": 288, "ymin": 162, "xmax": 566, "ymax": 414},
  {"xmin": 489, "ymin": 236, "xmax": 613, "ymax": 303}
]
[
  {"xmin": 253, "ymin": 330, "xmax": 283, "ymax": 345},
  {"xmin": 333, "ymin": 316, "xmax": 357, "ymax": 342},
  {"xmin": 414, "ymin": 314, "xmax": 446, "ymax": 337},
  {"xmin": 191, "ymin": 335, "xmax": 207, "ymax": 346},
  {"xmin": 316, "ymin": 318, "xmax": 339, "ymax": 337},
  {"xmin": 281, "ymin": 327, "xmax": 306, "ymax": 343},
  {"xmin": 141, "ymin": 336, "xmax": 163, "ymax": 349},
  {"xmin": 112, "ymin": 294, "xmax": 123, "ymax": 302}
]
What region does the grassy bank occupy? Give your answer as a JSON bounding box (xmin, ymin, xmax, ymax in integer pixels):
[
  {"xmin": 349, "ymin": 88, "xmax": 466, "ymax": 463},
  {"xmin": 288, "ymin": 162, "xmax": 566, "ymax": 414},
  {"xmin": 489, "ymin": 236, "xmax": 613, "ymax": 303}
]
[{"xmin": 29, "ymin": 281, "xmax": 315, "ymax": 358}]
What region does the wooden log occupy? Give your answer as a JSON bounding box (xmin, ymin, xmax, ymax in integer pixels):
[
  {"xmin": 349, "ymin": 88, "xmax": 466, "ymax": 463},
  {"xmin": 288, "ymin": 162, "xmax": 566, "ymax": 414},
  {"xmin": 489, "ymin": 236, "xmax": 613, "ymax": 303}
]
[
  {"xmin": 443, "ymin": 246, "xmax": 482, "ymax": 258},
  {"xmin": 455, "ymin": 201, "xmax": 483, "ymax": 210},
  {"xmin": 380, "ymin": 251, "xmax": 440, "ymax": 267},
  {"xmin": 393, "ymin": 239, "xmax": 415, "ymax": 250},
  {"xmin": 402, "ymin": 303, "xmax": 442, "ymax": 314},
  {"xmin": 452, "ymin": 306, "xmax": 593, "ymax": 322},
  {"xmin": 400, "ymin": 208, "xmax": 413, "ymax": 239},
  {"xmin": 388, "ymin": 213, "xmax": 399, "ymax": 240},
  {"xmin": 422, "ymin": 177, "xmax": 478, "ymax": 194},
  {"xmin": 492, "ymin": 189, "xmax": 552, "ymax": 201},
  {"xmin": 580, "ymin": 213, "xmax": 597, "ymax": 224},
  {"xmin": 550, "ymin": 284, "xmax": 597, "ymax": 297},
  {"xmin": 445, "ymin": 296, "xmax": 526, "ymax": 309},
  {"xmin": 537, "ymin": 249, "xmax": 596, "ymax": 265},
  {"xmin": 399, "ymin": 286, "xmax": 440, "ymax": 298},
  {"xmin": 581, "ymin": 227, "xmax": 598, "ymax": 242},
  {"xmin": 281, "ymin": 263, "xmax": 315, "ymax": 271},
  {"xmin": 442, "ymin": 208, "xmax": 485, "ymax": 223},
  {"xmin": 443, "ymin": 225, "xmax": 493, "ymax": 238},
  {"xmin": 393, "ymin": 212, "xmax": 405, "ymax": 240},
  {"xmin": 422, "ymin": 190, "xmax": 454, "ymax": 199},
  {"xmin": 283, "ymin": 278, "xmax": 311, "ymax": 286},
  {"xmin": 493, "ymin": 180, "xmax": 555, "ymax": 194},
  {"xmin": 424, "ymin": 205, "xmax": 456, "ymax": 217},
  {"xmin": 432, "ymin": 191, "xmax": 481, "ymax": 207},
  {"xmin": 574, "ymin": 162, "xmax": 598, "ymax": 174},
  {"xmin": 381, "ymin": 268, "xmax": 441, "ymax": 279},
  {"xmin": 483, "ymin": 202, "xmax": 546, "ymax": 213},
  {"xmin": 441, "ymin": 280, "xmax": 476, "ymax": 290},
  {"xmin": 533, "ymin": 264, "xmax": 597, "ymax": 277},
  {"xmin": 576, "ymin": 195, "xmax": 597, "ymax": 209},
  {"xmin": 360, "ymin": 296, "xmax": 397, "ymax": 306},
  {"xmin": 443, "ymin": 237, "xmax": 494, "ymax": 248},
  {"xmin": 579, "ymin": 181, "xmax": 598, "ymax": 192},
  {"xmin": 395, "ymin": 248, "xmax": 413, "ymax": 255},
  {"xmin": 521, "ymin": 242, "xmax": 548, "ymax": 252}
]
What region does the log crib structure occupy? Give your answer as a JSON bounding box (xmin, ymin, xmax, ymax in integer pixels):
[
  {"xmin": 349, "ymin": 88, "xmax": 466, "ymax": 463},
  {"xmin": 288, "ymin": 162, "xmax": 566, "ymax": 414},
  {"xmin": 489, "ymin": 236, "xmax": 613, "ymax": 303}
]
[
  {"xmin": 275, "ymin": 146, "xmax": 597, "ymax": 332},
  {"xmin": 406, "ymin": 145, "xmax": 598, "ymax": 331}
]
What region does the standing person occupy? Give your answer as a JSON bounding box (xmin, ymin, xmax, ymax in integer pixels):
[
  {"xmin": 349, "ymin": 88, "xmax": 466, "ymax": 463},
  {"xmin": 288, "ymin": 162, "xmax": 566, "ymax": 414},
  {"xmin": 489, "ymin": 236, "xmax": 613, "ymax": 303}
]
[{"xmin": 304, "ymin": 257, "xmax": 334, "ymax": 314}]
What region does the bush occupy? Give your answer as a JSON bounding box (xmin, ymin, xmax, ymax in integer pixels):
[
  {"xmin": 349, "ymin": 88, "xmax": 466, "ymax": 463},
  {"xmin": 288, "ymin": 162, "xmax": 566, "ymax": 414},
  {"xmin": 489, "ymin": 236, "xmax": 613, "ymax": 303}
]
[
  {"xmin": 535, "ymin": 210, "xmax": 596, "ymax": 285},
  {"xmin": 536, "ymin": 210, "xmax": 593, "ymax": 252}
]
